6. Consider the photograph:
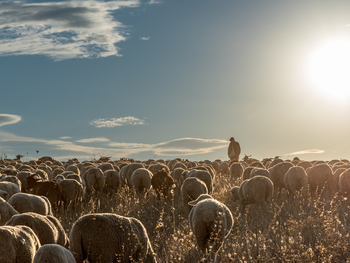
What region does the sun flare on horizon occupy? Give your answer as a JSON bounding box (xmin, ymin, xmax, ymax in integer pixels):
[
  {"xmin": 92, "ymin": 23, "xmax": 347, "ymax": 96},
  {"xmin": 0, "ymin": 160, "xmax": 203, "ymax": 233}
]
[{"xmin": 307, "ymin": 38, "xmax": 350, "ymax": 102}]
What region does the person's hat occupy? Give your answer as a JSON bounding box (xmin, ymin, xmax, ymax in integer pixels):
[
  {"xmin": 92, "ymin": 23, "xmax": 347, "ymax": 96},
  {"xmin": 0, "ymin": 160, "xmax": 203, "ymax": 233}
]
[{"xmin": 230, "ymin": 137, "xmax": 234, "ymax": 141}]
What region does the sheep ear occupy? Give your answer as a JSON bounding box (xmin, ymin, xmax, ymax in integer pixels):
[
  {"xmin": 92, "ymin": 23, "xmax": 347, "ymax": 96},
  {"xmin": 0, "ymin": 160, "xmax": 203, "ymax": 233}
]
[{"xmin": 188, "ymin": 200, "xmax": 199, "ymax": 206}]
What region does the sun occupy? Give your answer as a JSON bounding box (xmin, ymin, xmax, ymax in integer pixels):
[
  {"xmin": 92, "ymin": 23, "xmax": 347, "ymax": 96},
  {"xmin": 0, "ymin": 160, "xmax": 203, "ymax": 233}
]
[{"xmin": 306, "ymin": 38, "xmax": 350, "ymax": 101}]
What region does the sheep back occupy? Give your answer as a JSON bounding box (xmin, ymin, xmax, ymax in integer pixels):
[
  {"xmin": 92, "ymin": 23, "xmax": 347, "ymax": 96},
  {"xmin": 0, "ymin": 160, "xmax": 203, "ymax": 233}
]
[
  {"xmin": 33, "ymin": 244, "xmax": 75, "ymax": 263},
  {"xmin": 69, "ymin": 213, "xmax": 156, "ymax": 263},
  {"xmin": 0, "ymin": 225, "xmax": 41, "ymax": 263},
  {"xmin": 8, "ymin": 193, "xmax": 52, "ymax": 216}
]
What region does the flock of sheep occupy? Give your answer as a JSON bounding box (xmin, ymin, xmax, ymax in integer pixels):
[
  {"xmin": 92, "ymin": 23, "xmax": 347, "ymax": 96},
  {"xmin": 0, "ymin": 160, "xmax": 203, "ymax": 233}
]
[{"xmin": 0, "ymin": 155, "xmax": 349, "ymax": 262}]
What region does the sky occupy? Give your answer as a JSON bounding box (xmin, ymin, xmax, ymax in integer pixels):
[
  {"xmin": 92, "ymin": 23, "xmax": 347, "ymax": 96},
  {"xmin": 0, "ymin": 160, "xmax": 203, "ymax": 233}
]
[{"xmin": 1, "ymin": 0, "xmax": 350, "ymax": 162}]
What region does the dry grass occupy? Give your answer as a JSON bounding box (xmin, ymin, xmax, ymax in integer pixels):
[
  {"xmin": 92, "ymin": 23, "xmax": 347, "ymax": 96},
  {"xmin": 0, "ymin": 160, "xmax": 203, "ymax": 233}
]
[{"xmin": 55, "ymin": 172, "xmax": 350, "ymax": 263}]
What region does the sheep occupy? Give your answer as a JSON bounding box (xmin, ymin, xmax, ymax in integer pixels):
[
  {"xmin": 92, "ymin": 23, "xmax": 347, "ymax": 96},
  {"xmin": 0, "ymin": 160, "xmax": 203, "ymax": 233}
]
[
  {"xmin": 231, "ymin": 176, "xmax": 274, "ymax": 214},
  {"xmin": 339, "ymin": 169, "xmax": 350, "ymax": 197},
  {"xmin": 0, "ymin": 181, "xmax": 20, "ymax": 198},
  {"xmin": 66, "ymin": 173, "xmax": 82, "ymax": 184},
  {"xmin": 171, "ymin": 167, "xmax": 186, "ymax": 187},
  {"xmin": 181, "ymin": 177, "xmax": 208, "ymax": 213},
  {"xmin": 1, "ymin": 175, "xmax": 21, "ymax": 190},
  {"xmin": 242, "ymin": 167, "xmax": 254, "ymax": 181},
  {"xmin": 249, "ymin": 161, "xmax": 265, "ymax": 168},
  {"xmin": 82, "ymin": 167, "xmax": 105, "ymax": 194},
  {"xmin": 229, "ymin": 162, "xmax": 244, "ymax": 179},
  {"xmin": 0, "ymin": 197, "xmax": 19, "ymax": 225},
  {"xmin": 103, "ymin": 169, "xmax": 120, "ymax": 194},
  {"xmin": 31, "ymin": 169, "xmax": 49, "ymax": 181},
  {"xmin": 58, "ymin": 179, "xmax": 83, "ymax": 210},
  {"xmin": 284, "ymin": 166, "xmax": 308, "ymax": 196},
  {"xmin": 0, "ymin": 189, "xmax": 9, "ymax": 200},
  {"xmin": 307, "ymin": 163, "xmax": 334, "ymax": 198},
  {"xmin": 186, "ymin": 169, "xmax": 213, "ymax": 194},
  {"xmin": 50, "ymin": 168, "xmax": 65, "ymax": 181},
  {"xmin": 119, "ymin": 163, "xmax": 144, "ymax": 188},
  {"xmin": 250, "ymin": 167, "xmax": 271, "ymax": 179},
  {"xmin": 297, "ymin": 161, "xmax": 313, "ymax": 170},
  {"xmin": 6, "ymin": 212, "xmax": 67, "ymax": 247},
  {"xmin": 16, "ymin": 171, "xmax": 31, "ymax": 192},
  {"xmin": 333, "ymin": 168, "xmax": 347, "ymax": 193},
  {"xmin": 8, "ymin": 193, "xmax": 52, "ymax": 216},
  {"xmin": 268, "ymin": 158, "xmax": 284, "ymax": 168},
  {"xmin": 148, "ymin": 163, "xmax": 170, "ymax": 175},
  {"xmin": 46, "ymin": 215, "xmax": 70, "ymax": 248},
  {"xmin": 218, "ymin": 162, "xmax": 229, "ymax": 175},
  {"xmin": 98, "ymin": 163, "xmax": 114, "ymax": 172},
  {"xmin": 269, "ymin": 162, "xmax": 294, "ymax": 195},
  {"xmin": 188, "ymin": 194, "xmax": 233, "ymax": 263},
  {"xmin": 0, "ymin": 225, "xmax": 41, "ymax": 263},
  {"xmin": 151, "ymin": 168, "xmax": 174, "ymax": 201},
  {"xmin": 167, "ymin": 159, "xmax": 179, "ymax": 171},
  {"xmin": 54, "ymin": 175, "xmax": 65, "ymax": 183},
  {"xmin": 69, "ymin": 213, "xmax": 157, "ymax": 263},
  {"xmin": 65, "ymin": 165, "xmax": 80, "ymax": 175},
  {"xmin": 130, "ymin": 168, "xmax": 152, "ymax": 199},
  {"xmin": 172, "ymin": 162, "xmax": 187, "ymax": 170},
  {"xmin": 33, "ymin": 244, "xmax": 75, "ymax": 263},
  {"xmin": 26, "ymin": 174, "xmax": 62, "ymax": 209}
]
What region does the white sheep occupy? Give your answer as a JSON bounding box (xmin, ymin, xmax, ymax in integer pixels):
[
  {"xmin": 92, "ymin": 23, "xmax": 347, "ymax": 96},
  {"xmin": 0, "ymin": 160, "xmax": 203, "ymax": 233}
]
[
  {"xmin": 82, "ymin": 167, "xmax": 105, "ymax": 194},
  {"xmin": 66, "ymin": 173, "xmax": 82, "ymax": 184},
  {"xmin": 250, "ymin": 167, "xmax": 271, "ymax": 179},
  {"xmin": 58, "ymin": 179, "xmax": 83, "ymax": 210},
  {"xmin": 130, "ymin": 168, "xmax": 153, "ymax": 199},
  {"xmin": 0, "ymin": 225, "xmax": 41, "ymax": 263},
  {"xmin": 339, "ymin": 169, "xmax": 350, "ymax": 197},
  {"xmin": 229, "ymin": 162, "xmax": 244, "ymax": 179},
  {"xmin": 171, "ymin": 167, "xmax": 186, "ymax": 187},
  {"xmin": 185, "ymin": 169, "xmax": 213, "ymax": 194},
  {"xmin": 103, "ymin": 169, "xmax": 120, "ymax": 194},
  {"xmin": 119, "ymin": 163, "xmax": 144, "ymax": 187},
  {"xmin": 6, "ymin": 212, "xmax": 60, "ymax": 246},
  {"xmin": 0, "ymin": 181, "xmax": 20, "ymax": 198},
  {"xmin": 307, "ymin": 163, "xmax": 334, "ymax": 197},
  {"xmin": 188, "ymin": 194, "xmax": 233, "ymax": 263},
  {"xmin": 231, "ymin": 176, "xmax": 274, "ymax": 214},
  {"xmin": 0, "ymin": 196, "xmax": 19, "ymax": 225},
  {"xmin": 16, "ymin": 171, "xmax": 31, "ymax": 192},
  {"xmin": 8, "ymin": 193, "xmax": 52, "ymax": 216},
  {"xmin": 33, "ymin": 244, "xmax": 75, "ymax": 263},
  {"xmin": 269, "ymin": 162, "xmax": 294, "ymax": 195},
  {"xmin": 69, "ymin": 213, "xmax": 157, "ymax": 263},
  {"xmin": 181, "ymin": 177, "xmax": 208, "ymax": 213},
  {"xmin": 0, "ymin": 176, "xmax": 22, "ymax": 190},
  {"xmin": 284, "ymin": 166, "xmax": 308, "ymax": 196}
]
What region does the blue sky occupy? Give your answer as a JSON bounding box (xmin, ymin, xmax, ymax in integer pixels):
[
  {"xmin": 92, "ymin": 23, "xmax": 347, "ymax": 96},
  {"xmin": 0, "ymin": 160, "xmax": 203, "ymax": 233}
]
[{"xmin": 1, "ymin": 0, "xmax": 350, "ymax": 162}]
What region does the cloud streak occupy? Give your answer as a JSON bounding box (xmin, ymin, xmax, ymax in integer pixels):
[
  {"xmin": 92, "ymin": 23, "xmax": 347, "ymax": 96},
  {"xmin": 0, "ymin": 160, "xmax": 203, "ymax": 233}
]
[
  {"xmin": 75, "ymin": 137, "xmax": 110, "ymax": 143},
  {"xmin": 90, "ymin": 116, "xmax": 145, "ymax": 128},
  {"xmin": 284, "ymin": 149, "xmax": 325, "ymax": 156},
  {"xmin": 0, "ymin": 0, "xmax": 139, "ymax": 60},
  {"xmin": 0, "ymin": 114, "xmax": 21, "ymax": 127}
]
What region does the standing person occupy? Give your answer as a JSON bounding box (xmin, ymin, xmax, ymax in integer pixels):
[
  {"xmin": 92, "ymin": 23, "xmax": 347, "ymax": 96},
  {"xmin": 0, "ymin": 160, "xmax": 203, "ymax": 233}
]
[{"xmin": 228, "ymin": 137, "xmax": 241, "ymax": 162}]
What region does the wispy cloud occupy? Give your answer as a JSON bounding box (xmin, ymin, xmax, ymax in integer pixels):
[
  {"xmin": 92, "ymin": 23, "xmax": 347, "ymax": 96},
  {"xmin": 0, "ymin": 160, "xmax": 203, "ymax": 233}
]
[
  {"xmin": 0, "ymin": 0, "xmax": 139, "ymax": 60},
  {"xmin": 284, "ymin": 149, "xmax": 325, "ymax": 156},
  {"xmin": 75, "ymin": 137, "xmax": 110, "ymax": 143},
  {"xmin": 0, "ymin": 130, "xmax": 227, "ymax": 160},
  {"xmin": 149, "ymin": 0, "xmax": 161, "ymax": 4},
  {"xmin": 90, "ymin": 116, "xmax": 145, "ymax": 128},
  {"xmin": 140, "ymin": 37, "xmax": 150, "ymax": 40},
  {"xmin": 0, "ymin": 114, "xmax": 21, "ymax": 127},
  {"xmin": 60, "ymin": 136, "xmax": 71, "ymax": 140}
]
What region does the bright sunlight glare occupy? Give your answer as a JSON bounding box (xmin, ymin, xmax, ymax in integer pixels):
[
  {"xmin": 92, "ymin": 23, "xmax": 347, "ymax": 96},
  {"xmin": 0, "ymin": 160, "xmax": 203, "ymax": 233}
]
[{"xmin": 307, "ymin": 38, "xmax": 350, "ymax": 101}]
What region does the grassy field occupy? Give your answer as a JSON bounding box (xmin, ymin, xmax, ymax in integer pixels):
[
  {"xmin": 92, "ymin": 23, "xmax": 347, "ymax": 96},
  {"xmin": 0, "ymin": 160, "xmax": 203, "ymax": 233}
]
[{"xmin": 55, "ymin": 166, "xmax": 350, "ymax": 263}]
